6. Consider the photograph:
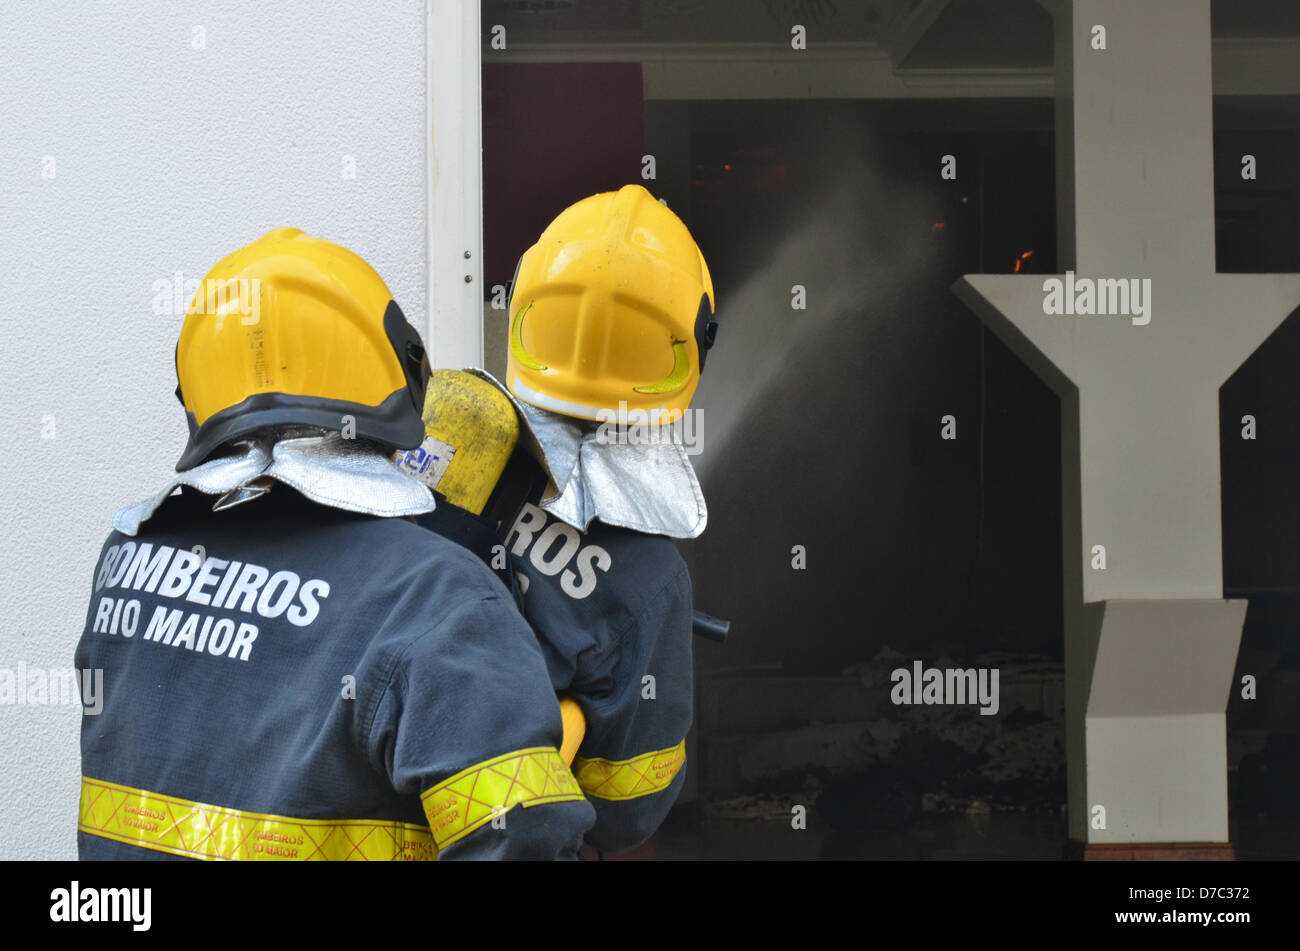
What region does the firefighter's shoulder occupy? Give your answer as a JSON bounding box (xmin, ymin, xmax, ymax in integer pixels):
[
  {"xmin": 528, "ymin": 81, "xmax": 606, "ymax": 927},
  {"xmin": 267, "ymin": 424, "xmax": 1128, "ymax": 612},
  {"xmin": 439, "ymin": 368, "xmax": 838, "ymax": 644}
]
[
  {"xmin": 506, "ymin": 503, "xmax": 688, "ymax": 607},
  {"xmin": 369, "ymin": 512, "xmax": 515, "ymax": 600}
]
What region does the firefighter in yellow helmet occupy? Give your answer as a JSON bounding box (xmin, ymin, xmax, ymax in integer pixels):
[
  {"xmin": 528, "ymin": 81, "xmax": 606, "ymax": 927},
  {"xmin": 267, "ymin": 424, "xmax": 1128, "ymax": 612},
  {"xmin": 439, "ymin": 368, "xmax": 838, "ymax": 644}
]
[
  {"xmin": 75, "ymin": 229, "xmax": 594, "ymax": 860},
  {"xmin": 422, "ymin": 185, "xmax": 717, "ymax": 855}
]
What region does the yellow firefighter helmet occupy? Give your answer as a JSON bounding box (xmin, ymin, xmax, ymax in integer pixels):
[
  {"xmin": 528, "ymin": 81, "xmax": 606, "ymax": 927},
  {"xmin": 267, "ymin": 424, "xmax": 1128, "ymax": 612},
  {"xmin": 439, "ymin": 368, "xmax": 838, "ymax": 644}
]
[
  {"xmin": 174, "ymin": 228, "xmax": 429, "ymax": 471},
  {"xmin": 506, "ymin": 184, "xmax": 716, "ymax": 425}
]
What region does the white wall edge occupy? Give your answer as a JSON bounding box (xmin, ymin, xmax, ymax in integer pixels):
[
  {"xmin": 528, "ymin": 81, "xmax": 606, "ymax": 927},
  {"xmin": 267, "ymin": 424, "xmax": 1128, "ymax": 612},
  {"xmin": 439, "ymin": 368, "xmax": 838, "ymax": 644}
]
[{"xmin": 427, "ymin": 0, "xmax": 484, "ymax": 369}]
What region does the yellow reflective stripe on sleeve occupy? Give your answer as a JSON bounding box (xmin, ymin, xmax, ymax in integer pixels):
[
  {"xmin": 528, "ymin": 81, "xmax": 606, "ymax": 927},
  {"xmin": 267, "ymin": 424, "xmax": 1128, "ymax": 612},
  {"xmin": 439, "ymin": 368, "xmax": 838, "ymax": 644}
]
[
  {"xmin": 420, "ymin": 746, "xmax": 585, "ymax": 850},
  {"xmin": 78, "ymin": 777, "xmax": 436, "ymax": 861},
  {"xmin": 572, "ymin": 740, "xmax": 686, "ymax": 801}
]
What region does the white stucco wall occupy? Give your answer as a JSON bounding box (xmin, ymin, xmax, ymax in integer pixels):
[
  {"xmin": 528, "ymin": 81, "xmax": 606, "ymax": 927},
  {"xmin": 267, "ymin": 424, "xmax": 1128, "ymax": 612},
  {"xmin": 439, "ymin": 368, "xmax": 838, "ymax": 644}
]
[{"xmin": 0, "ymin": 0, "xmax": 427, "ymax": 859}]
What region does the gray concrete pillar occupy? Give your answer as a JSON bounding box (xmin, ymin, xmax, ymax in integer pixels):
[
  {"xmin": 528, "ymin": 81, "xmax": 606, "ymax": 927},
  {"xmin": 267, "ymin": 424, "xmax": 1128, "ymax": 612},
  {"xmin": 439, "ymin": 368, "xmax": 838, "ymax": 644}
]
[{"xmin": 953, "ymin": 0, "xmax": 1300, "ymax": 850}]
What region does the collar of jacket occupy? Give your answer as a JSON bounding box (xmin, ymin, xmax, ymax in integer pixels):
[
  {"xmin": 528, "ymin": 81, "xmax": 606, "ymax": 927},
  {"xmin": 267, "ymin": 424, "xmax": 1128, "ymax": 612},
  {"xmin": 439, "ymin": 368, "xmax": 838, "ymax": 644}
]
[
  {"xmin": 113, "ymin": 431, "xmax": 435, "ymax": 537},
  {"xmin": 467, "ymin": 368, "xmax": 707, "ymax": 539}
]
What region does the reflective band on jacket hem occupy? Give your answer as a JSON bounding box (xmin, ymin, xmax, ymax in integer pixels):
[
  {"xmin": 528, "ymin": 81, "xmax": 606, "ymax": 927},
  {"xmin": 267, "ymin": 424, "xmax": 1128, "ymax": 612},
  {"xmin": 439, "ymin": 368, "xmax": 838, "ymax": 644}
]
[
  {"xmin": 572, "ymin": 740, "xmax": 686, "ymax": 801},
  {"xmin": 78, "ymin": 776, "xmax": 436, "ymax": 861},
  {"xmin": 421, "ymin": 746, "xmax": 585, "ymax": 850}
]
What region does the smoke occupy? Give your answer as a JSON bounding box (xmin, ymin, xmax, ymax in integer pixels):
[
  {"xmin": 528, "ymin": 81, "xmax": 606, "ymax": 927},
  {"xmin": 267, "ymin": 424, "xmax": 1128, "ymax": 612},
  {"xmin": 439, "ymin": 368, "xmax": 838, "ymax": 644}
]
[{"xmin": 692, "ymin": 120, "xmax": 949, "ymax": 479}]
